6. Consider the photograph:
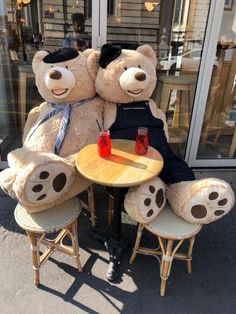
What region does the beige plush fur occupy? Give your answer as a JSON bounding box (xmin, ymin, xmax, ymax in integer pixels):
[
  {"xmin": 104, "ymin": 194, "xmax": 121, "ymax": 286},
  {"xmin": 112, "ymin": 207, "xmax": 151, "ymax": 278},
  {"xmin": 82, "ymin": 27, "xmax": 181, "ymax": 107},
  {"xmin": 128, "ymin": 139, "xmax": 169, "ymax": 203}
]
[
  {"xmin": 124, "ymin": 177, "xmax": 167, "ymax": 223},
  {"xmin": 94, "ymin": 44, "xmax": 235, "ymax": 224},
  {"xmin": 0, "ymin": 49, "xmax": 103, "ymax": 213},
  {"xmin": 167, "ymin": 178, "xmax": 235, "ymax": 224}
]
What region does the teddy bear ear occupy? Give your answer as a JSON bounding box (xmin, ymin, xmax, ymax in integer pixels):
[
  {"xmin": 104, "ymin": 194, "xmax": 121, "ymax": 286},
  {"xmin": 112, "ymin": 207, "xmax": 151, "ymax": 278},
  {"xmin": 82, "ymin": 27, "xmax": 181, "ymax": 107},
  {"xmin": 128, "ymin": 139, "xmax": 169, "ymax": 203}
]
[
  {"xmin": 86, "ymin": 50, "xmax": 101, "ymax": 80},
  {"xmin": 137, "ymin": 45, "xmax": 157, "ymax": 67},
  {"xmin": 82, "ymin": 48, "xmax": 96, "ymax": 58},
  {"xmin": 32, "ymin": 50, "xmax": 49, "ymax": 73}
]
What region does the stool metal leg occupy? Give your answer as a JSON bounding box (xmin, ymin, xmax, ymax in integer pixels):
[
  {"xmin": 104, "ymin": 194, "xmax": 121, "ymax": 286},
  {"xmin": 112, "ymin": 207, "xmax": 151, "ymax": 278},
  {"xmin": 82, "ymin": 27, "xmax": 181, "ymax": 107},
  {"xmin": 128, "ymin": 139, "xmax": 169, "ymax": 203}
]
[
  {"xmin": 27, "ymin": 231, "xmax": 40, "ymax": 286},
  {"xmin": 130, "ymin": 224, "xmax": 145, "ymax": 264},
  {"xmin": 70, "ymin": 220, "xmax": 83, "ymax": 272}
]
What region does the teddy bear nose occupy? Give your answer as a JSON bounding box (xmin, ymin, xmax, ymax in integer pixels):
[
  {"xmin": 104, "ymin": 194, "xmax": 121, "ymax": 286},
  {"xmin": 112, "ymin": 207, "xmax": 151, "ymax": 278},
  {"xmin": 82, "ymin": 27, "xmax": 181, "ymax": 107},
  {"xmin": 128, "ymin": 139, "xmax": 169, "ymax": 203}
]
[
  {"xmin": 135, "ymin": 72, "xmax": 146, "ymax": 81},
  {"xmin": 49, "ymin": 70, "xmax": 62, "ymax": 80}
]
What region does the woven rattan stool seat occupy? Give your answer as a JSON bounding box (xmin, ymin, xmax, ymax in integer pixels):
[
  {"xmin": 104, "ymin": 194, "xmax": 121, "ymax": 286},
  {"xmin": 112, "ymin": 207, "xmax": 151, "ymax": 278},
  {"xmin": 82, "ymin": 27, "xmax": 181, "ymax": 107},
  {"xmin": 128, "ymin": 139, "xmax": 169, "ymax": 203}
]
[
  {"xmin": 146, "ymin": 205, "xmax": 202, "ymax": 240},
  {"xmin": 15, "ymin": 197, "xmax": 81, "ymax": 233}
]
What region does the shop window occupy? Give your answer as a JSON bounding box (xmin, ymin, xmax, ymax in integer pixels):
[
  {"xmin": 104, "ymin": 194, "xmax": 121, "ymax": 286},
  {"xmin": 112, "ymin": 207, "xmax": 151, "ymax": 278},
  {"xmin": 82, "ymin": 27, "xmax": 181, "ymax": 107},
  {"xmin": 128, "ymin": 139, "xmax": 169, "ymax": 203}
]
[
  {"xmin": 84, "ymin": 0, "xmax": 115, "ymax": 19},
  {"xmin": 107, "ymin": 0, "xmax": 115, "ymax": 16},
  {"xmin": 173, "ymin": 0, "xmax": 186, "ymax": 25}
]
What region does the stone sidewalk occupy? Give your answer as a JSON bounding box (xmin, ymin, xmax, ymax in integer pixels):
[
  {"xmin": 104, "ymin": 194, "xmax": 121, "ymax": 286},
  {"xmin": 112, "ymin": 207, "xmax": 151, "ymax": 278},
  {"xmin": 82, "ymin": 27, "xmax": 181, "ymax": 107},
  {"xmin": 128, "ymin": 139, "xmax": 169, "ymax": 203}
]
[{"xmin": 0, "ymin": 186, "xmax": 236, "ymax": 314}]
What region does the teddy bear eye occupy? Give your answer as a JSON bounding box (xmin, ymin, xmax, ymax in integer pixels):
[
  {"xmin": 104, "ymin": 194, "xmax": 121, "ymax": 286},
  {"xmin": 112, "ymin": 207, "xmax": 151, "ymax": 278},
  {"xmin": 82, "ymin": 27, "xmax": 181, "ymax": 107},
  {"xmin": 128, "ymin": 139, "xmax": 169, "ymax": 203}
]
[
  {"xmin": 138, "ymin": 65, "xmax": 141, "ymax": 68},
  {"xmin": 66, "ymin": 65, "xmax": 68, "ymax": 69},
  {"xmin": 124, "ymin": 66, "xmax": 127, "ymax": 70}
]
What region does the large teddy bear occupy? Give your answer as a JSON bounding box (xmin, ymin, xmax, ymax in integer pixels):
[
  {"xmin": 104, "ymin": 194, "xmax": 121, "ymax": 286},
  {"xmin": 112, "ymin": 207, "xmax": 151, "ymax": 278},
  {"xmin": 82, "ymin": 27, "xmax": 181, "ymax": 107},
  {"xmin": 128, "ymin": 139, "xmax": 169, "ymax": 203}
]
[
  {"xmin": 0, "ymin": 48, "xmax": 103, "ymax": 213},
  {"xmin": 90, "ymin": 44, "xmax": 235, "ymax": 225}
]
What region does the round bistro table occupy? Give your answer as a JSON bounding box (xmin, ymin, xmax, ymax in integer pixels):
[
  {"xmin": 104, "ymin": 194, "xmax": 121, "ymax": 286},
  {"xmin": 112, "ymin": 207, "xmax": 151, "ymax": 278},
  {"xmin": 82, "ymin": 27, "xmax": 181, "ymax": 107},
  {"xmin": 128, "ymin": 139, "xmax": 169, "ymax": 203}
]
[{"xmin": 76, "ymin": 139, "xmax": 164, "ymax": 280}]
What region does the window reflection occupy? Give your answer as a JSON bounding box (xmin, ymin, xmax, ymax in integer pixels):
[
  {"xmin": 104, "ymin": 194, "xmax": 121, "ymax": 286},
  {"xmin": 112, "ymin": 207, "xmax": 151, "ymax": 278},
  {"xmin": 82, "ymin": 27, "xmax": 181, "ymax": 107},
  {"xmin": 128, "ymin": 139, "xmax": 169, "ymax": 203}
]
[{"xmin": 198, "ymin": 6, "xmax": 236, "ymax": 159}]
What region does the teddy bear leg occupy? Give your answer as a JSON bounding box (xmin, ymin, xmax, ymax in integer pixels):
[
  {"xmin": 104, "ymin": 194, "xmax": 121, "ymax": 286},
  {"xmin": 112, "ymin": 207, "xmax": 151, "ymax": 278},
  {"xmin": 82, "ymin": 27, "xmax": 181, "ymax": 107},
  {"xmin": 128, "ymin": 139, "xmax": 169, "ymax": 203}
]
[
  {"xmin": 0, "ymin": 168, "xmax": 18, "ymax": 199},
  {"xmin": 167, "ymin": 178, "xmax": 235, "ymax": 224},
  {"xmin": 10, "ymin": 151, "xmax": 76, "ymax": 208},
  {"xmin": 124, "ymin": 177, "xmax": 166, "ymax": 223}
]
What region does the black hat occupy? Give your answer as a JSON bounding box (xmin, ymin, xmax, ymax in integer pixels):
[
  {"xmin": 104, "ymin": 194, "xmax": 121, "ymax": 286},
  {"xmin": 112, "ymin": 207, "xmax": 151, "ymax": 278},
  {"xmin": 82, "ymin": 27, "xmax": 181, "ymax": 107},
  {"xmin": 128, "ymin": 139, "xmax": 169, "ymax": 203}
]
[
  {"xmin": 99, "ymin": 44, "xmax": 122, "ymax": 69},
  {"xmin": 43, "ymin": 48, "xmax": 79, "ymax": 63}
]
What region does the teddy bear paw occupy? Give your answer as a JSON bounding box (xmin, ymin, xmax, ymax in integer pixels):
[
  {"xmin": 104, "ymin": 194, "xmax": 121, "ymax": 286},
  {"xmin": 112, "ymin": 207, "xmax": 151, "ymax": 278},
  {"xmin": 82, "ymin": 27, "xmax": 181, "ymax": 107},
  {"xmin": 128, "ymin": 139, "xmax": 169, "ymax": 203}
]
[
  {"xmin": 170, "ymin": 179, "xmax": 235, "ymax": 224},
  {"xmin": 16, "ymin": 162, "xmax": 75, "ymax": 206},
  {"xmin": 124, "ymin": 177, "xmax": 166, "ymax": 223}
]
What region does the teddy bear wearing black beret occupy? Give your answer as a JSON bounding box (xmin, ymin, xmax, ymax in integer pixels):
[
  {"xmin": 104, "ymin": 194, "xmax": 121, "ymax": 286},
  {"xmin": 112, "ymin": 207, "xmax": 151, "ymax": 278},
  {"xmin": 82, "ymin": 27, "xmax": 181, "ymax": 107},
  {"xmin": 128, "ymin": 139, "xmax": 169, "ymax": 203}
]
[{"xmin": 89, "ymin": 44, "xmax": 235, "ymax": 225}]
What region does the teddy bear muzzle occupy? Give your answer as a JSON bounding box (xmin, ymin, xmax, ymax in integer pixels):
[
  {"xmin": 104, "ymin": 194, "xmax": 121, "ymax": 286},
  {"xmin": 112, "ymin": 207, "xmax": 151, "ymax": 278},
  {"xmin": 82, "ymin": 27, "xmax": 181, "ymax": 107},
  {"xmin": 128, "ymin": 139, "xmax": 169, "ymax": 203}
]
[
  {"xmin": 119, "ymin": 67, "xmax": 150, "ymax": 97},
  {"xmin": 45, "ymin": 66, "xmax": 76, "ymax": 99}
]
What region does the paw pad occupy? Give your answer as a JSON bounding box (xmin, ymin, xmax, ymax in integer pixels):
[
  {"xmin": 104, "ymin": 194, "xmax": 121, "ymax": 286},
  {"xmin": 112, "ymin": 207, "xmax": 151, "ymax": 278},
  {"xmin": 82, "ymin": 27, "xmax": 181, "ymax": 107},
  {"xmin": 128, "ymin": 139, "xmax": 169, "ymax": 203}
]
[
  {"xmin": 144, "ymin": 198, "xmax": 151, "ymax": 206},
  {"xmin": 37, "ymin": 194, "xmax": 47, "ymax": 201},
  {"xmin": 147, "ymin": 209, "xmax": 154, "ymax": 217},
  {"xmin": 137, "ymin": 178, "xmax": 166, "ymax": 221},
  {"xmin": 191, "ymin": 205, "xmax": 207, "ymax": 219},
  {"xmin": 52, "ymin": 173, "xmax": 67, "ymax": 192},
  {"xmin": 214, "ymin": 210, "xmax": 225, "ymax": 216},
  {"xmin": 156, "ymin": 189, "xmax": 164, "ymax": 208},
  {"xmin": 124, "ymin": 177, "xmax": 166, "ymax": 223},
  {"xmin": 141, "ymin": 187, "xmax": 165, "ymax": 219},
  {"xmin": 185, "ymin": 184, "xmax": 234, "ymax": 224},
  {"xmin": 39, "ymin": 171, "xmax": 49, "ymax": 179},
  {"xmin": 149, "ymin": 185, "xmax": 155, "ymax": 193},
  {"xmin": 25, "ymin": 163, "xmax": 74, "ymax": 205},
  {"xmin": 32, "ymin": 184, "xmax": 43, "ymax": 192},
  {"xmin": 209, "ymin": 192, "xmax": 218, "ymax": 200},
  {"xmin": 218, "ymin": 198, "xmax": 227, "ymax": 206}
]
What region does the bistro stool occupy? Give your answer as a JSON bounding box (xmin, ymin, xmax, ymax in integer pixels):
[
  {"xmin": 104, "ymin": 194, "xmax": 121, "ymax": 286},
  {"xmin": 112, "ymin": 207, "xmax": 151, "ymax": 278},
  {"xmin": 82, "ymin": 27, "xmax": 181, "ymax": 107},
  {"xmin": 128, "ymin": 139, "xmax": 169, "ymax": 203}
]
[
  {"xmin": 159, "ymin": 75, "xmax": 195, "ymax": 131},
  {"xmin": 14, "ymin": 197, "xmax": 83, "ymax": 286},
  {"xmin": 129, "ymin": 205, "xmax": 202, "ymax": 296}
]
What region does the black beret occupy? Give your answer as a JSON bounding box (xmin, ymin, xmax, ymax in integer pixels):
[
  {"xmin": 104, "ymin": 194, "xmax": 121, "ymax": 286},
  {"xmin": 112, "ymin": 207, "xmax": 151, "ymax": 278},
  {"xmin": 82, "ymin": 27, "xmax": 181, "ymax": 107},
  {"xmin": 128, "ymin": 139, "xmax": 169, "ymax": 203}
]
[
  {"xmin": 43, "ymin": 48, "xmax": 79, "ymax": 63},
  {"xmin": 99, "ymin": 44, "xmax": 122, "ymax": 69}
]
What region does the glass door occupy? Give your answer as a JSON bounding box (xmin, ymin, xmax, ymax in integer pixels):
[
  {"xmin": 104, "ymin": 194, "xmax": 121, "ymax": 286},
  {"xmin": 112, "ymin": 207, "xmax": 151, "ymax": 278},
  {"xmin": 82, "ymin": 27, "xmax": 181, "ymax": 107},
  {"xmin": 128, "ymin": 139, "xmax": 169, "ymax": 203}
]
[
  {"xmin": 187, "ymin": 0, "xmax": 236, "ymax": 167},
  {"xmin": 98, "ymin": 0, "xmax": 212, "ymax": 159},
  {"xmin": 0, "ymin": 0, "xmax": 98, "ymax": 168}
]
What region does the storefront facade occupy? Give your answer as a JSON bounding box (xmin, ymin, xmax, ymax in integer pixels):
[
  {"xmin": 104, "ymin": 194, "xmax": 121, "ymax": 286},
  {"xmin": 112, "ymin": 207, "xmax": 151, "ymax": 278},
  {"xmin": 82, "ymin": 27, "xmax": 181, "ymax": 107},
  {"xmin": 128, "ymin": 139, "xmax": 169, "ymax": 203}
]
[{"xmin": 0, "ymin": 0, "xmax": 235, "ymax": 171}]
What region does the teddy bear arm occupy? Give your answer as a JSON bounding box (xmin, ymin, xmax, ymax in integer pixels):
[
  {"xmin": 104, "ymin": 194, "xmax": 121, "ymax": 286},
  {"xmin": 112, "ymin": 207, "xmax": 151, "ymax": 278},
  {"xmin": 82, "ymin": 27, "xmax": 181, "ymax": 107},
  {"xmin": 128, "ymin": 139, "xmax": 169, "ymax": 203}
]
[
  {"xmin": 22, "ymin": 105, "xmax": 42, "ymax": 142},
  {"xmin": 149, "ymin": 99, "xmax": 169, "ymax": 142},
  {"xmin": 65, "ymin": 153, "xmax": 78, "ymax": 166}
]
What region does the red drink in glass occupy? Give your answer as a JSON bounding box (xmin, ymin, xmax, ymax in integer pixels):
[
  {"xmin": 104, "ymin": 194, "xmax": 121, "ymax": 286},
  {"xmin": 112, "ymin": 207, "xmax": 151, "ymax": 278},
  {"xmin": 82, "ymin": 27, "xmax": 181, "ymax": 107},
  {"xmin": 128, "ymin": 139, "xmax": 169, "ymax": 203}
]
[
  {"xmin": 98, "ymin": 130, "xmax": 112, "ymax": 158},
  {"xmin": 135, "ymin": 127, "xmax": 148, "ymax": 155}
]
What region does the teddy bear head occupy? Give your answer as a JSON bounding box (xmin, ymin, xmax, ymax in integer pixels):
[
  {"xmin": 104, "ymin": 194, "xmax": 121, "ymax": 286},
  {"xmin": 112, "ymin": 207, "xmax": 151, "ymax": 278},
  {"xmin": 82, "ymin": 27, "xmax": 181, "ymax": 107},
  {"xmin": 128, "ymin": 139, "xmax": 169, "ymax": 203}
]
[
  {"xmin": 32, "ymin": 48, "xmax": 97, "ymax": 104},
  {"xmin": 92, "ymin": 44, "xmax": 157, "ymax": 103}
]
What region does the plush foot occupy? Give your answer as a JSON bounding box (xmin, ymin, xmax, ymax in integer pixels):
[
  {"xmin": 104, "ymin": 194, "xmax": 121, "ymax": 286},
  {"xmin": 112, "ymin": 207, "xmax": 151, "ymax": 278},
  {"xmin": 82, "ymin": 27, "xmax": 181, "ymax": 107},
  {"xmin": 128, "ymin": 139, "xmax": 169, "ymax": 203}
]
[
  {"xmin": 14, "ymin": 160, "xmax": 75, "ymax": 208},
  {"xmin": 167, "ymin": 178, "xmax": 235, "ymax": 224},
  {"xmin": 124, "ymin": 177, "xmax": 166, "ymax": 223}
]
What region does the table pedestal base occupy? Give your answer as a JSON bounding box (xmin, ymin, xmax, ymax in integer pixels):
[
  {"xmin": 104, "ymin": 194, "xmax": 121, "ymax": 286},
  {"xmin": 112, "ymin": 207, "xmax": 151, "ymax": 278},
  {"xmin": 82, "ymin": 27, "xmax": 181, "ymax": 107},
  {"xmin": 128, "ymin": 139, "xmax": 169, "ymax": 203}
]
[{"xmin": 89, "ymin": 229, "xmax": 129, "ymax": 281}]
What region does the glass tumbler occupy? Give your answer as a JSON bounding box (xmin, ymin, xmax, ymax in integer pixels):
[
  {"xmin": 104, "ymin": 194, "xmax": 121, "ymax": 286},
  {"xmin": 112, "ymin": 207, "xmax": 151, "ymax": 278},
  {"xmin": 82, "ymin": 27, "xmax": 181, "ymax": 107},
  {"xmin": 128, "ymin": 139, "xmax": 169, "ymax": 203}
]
[
  {"xmin": 98, "ymin": 130, "xmax": 112, "ymax": 158},
  {"xmin": 135, "ymin": 127, "xmax": 149, "ymax": 155}
]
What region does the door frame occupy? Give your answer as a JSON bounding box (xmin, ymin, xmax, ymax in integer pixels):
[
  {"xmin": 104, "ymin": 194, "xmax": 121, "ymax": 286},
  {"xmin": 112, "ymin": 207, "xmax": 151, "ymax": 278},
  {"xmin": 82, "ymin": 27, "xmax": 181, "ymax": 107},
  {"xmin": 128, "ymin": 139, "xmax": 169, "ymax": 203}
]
[
  {"xmin": 186, "ymin": 0, "xmax": 236, "ymax": 167},
  {"xmin": 92, "ymin": 0, "xmax": 107, "ymax": 50}
]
